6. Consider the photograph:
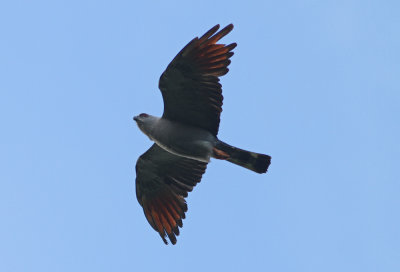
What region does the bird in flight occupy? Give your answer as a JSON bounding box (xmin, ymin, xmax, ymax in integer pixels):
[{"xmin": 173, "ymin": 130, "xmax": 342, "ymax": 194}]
[{"xmin": 133, "ymin": 24, "xmax": 271, "ymax": 245}]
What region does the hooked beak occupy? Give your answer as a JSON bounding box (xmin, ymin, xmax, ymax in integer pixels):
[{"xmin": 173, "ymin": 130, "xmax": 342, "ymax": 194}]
[{"xmin": 133, "ymin": 116, "xmax": 138, "ymax": 122}]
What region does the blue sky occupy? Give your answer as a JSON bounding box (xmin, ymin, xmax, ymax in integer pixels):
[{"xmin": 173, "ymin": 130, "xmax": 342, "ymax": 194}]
[{"xmin": 1, "ymin": 0, "xmax": 399, "ymax": 271}]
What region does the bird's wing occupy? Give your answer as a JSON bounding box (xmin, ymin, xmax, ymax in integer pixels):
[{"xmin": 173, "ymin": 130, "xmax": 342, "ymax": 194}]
[
  {"xmin": 135, "ymin": 144, "xmax": 207, "ymax": 245},
  {"xmin": 159, "ymin": 24, "xmax": 236, "ymax": 136}
]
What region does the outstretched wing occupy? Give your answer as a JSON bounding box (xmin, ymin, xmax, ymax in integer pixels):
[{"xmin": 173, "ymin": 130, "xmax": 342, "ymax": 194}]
[
  {"xmin": 159, "ymin": 24, "xmax": 236, "ymax": 136},
  {"xmin": 135, "ymin": 144, "xmax": 207, "ymax": 245}
]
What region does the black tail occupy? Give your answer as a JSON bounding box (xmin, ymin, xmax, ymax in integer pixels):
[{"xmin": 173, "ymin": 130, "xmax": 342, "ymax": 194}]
[{"xmin": 214, "ymin": 140, "xmax": 271, "ymax": 174}]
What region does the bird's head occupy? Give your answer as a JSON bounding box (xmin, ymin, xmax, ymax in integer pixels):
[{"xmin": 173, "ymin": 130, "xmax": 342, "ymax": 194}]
[
  {"xmin": 133, "ymin": 113, "xmax": 158, "ymax": 137},
  {"xmin": 133, "ymin": 113, "xmax": 150, "ymax": 123}
]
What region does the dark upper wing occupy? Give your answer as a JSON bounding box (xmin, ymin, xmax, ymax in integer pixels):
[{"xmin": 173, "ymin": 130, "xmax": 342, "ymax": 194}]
[
  {"xmin": 159, "ymin": 24, "xmax": 236, "ymax": 136},
  {"xmin": 135, "ymin": 144, "xmax": 207, "ymax": 245}
]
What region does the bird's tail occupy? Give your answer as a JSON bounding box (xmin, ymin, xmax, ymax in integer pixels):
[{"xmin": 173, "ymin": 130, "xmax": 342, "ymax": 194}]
[{"xmin": 213, "ymin": 140, "xmax": 271, "ymax": 174}]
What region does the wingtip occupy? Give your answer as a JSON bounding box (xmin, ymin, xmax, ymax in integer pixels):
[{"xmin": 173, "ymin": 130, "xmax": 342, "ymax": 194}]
[
  {"xmin": 224, "ymin": 23, "xmax": 234, "ymax": 32},
  {"xmin": 161, "ymin": 234, "xmax": 168, "ymax": 245},
  {"xmin": 199, "ymin": 24, "xmax": 234, "ymax": 44},
  {"xmin": 228, "ymin": 42, "xmax": 237, "ymax": 50},
  {"xmin": 199, "ymin": 24, "xmax": 220, "ymax": 42}
]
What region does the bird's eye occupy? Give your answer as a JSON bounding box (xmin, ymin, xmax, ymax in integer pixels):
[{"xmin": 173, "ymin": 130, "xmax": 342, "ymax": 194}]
[{"xmin": 139, "ymin": 113, "xmax": 149, "ymax": 118}]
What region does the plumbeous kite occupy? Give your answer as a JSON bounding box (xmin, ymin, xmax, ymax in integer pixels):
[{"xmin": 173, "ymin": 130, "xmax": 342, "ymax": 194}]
[{"xmin": 133, "ymin": 24, "xmax": 271, "ymax": 245}]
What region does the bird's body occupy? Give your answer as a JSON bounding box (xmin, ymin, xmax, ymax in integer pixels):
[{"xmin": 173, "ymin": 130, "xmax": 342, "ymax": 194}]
[
  {"xmin": 135, "ymin": 114, "xmax": 217, "ymax": 163},
  {"xmin": 133, "ymin": 24, "xmax": 271, "ymax": 245}
]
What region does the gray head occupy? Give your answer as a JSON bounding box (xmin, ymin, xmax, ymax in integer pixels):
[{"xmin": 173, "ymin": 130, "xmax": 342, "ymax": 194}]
[{"xmin": 133, "ymin": 113, "xmax": 158, "ymax": 137}]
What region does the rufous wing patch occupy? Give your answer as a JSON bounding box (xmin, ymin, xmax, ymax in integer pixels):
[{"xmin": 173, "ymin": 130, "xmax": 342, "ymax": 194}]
[{"xmin": 141, "ymin": 189, "xmax": 187, "ymax": 245}]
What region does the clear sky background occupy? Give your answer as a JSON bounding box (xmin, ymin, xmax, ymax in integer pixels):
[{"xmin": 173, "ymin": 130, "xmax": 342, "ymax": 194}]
[{"xmin": 1, "ymin": 1, "xmax": 399, "ymax": 271}]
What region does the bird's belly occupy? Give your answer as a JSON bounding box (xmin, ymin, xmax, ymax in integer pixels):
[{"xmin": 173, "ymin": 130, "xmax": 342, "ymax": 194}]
[
  {"xmin": 154, "ymin": 139, "xmax": 214, "ymax": 162},
  {"xmin": 151, "ymin": 121, "xmax": 217, "ymax": 162}
]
